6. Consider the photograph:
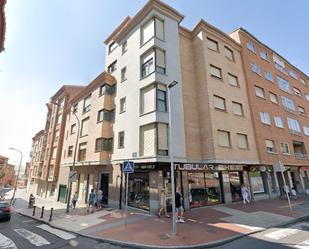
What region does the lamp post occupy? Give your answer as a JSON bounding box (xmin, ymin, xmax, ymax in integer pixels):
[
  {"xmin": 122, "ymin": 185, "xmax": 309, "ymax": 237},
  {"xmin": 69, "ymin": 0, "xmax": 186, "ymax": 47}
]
[
  {"xmin": 167, "ymin": 80, "xmax": 178, "ymax": 236},
  {"xmin": 9, "ymin": 148, "xmax": 23, "ymax": 204},
  {"xmin": 51, "ymin": 102, "xmax": 80, "ymax": 213}
]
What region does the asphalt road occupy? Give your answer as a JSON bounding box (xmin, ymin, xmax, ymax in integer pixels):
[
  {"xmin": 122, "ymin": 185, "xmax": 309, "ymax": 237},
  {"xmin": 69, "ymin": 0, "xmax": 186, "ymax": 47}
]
[{"xmin": 0, "ymin": 212, "xmax": 127, "ymax": 249}]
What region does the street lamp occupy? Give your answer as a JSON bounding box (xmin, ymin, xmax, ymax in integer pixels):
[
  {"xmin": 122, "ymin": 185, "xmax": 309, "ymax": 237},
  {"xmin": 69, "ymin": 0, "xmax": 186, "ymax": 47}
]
[
  {"xmin": 9, "ymin": 148, "xmax": 23, "ymax": 204},
  {"xmin": 167, "ymin": 80, "xmax": 178, "ymax": 236},
  {"xmin": 51, "ymin": 101, "xmax": 80, "ymax": 213}
]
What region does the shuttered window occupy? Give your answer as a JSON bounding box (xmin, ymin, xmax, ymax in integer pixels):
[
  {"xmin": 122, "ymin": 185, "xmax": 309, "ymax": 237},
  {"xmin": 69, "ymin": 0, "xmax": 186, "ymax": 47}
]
[
  {"xmin": 237, "ymin": 134, "xmax": 248, "ymax": 149},
  {"xmin": 214, "ymin": 95, "xmax": 226, "ymax": 111},
  {"xmin": 232, "ymin": 102, "xmax": 243, "ymax": 116},
  {"xmin": 155, "ymin": 18, "xmax": 164, "ymax": 40},
  {"xmin": 207, "ymin": 38, "xmax": 218, "ymax": 51},
  {"xmin": 140, "ymin": 124, "xmax": 156, "ymax": 156},
  {"xmin": 141, "ymin": 85, "xmax": 156, "ymax": 114},
  {"xmin": 218, "ymin": 130, "xmax": 230, "ymax": 147},
  {"xmin": 156, "ymin": 49, "xmax": 166, "ymax": 74},
  {"xmin": 210, "ymin": 65, "xmax": 222, "ymax": 79},
  {"xmin": 141, "ymin": 19, "xmax": 155, "ymax": 44},
  {"xmin": 265, "ymin": 140, "xmax": 275, "ymax": 153},
  {"xmin": 228, "ymin": 73, "xmax": 238, "ymax": 86},
  {"xmin": 81, "ymin": 117, "xmax": 89, "ymax": 136},
  {"xmin": 158, "ymin": 123, "xmax": 168, "ymax": 156},
  {"xmin": 224, "ymin": 46, "xmax": 234, "ymax": 61}
]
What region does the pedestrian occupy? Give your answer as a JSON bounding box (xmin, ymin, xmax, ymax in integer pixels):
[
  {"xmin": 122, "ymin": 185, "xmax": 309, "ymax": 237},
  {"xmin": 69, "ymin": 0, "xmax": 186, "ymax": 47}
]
[
  {"xmin": 175, "ymin": 187, "xmax": 185, "ymax": 223},
  {"xmin": 87, "ymin": 189, "xmax": 96, "ymax": 213},
  {"xmin": 241, "ymin": 184, "xmax": 250, "ymax": 205},
  {"xmin": 282, "ymin": 184, "xmax": 290, "ymax": 197},
  {"xmin": 72, "ymin": 192, "xmax": 78, "ymax": 209},
  {"xmin": 157, "ymin": 189, "xmax": 170, "ymax": 218},
  {"xmin": 291, "ymin": 188, "xmax": 297, "ymax": 200},
  {"xmin": 28, "ymin": 193, "xmax": 35, "ymax": 208},
  {"xmin": 97, "ymin": 189, "xmax": 103, "ymax": 209}
]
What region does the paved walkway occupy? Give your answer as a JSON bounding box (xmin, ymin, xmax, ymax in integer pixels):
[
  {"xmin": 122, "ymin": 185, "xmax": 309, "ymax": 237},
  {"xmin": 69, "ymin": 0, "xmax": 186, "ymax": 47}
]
[{"xmin": 11, "ymin": 189, "xmax": 309, "ymax": 248}]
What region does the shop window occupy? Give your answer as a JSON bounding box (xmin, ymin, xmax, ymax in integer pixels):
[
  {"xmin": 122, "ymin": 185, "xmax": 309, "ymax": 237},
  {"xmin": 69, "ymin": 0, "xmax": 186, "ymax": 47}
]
[
  {"xmin": 128, "ymin": 173, "xmax": 149, "ymax": 210},
  {"xmin": 249, "ymin": 171, "xmax": 266, "ymax": 194},
  {"xmin": 229, "ymin": 171, "xmax": 243, "ymax": 202}
]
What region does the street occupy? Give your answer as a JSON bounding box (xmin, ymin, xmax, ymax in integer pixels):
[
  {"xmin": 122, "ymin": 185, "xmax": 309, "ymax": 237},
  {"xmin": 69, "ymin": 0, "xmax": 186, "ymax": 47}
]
[{"xmin": 0, "ymin": 212, "xmax": 126, "ymax": 249}]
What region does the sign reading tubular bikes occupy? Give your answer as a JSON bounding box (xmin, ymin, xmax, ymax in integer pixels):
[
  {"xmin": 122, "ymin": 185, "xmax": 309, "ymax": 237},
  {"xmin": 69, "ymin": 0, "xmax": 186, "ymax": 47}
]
[{"xmin": 175, "ymin": 163, "xmax": 243, "ymax": 171}]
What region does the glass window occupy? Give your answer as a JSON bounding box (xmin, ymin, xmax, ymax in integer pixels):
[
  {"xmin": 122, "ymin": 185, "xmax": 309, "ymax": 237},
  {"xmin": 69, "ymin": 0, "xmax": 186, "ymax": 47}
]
[
  {"xmin": 156, "ymin": 49, "xmax": 166, "ymax": 74},
  {"xmin": 298, "ymin": 106, "xmax": 305, "ymax": 116},
  {"xmin": 232, "ymin": 102, "xmax": 243, "ymax": 116},
  {"xmin": 274, "ymin": 116, "xmax": 284, "ymax": 128},
  {"xmin": 140, "ymin": 123, "xmax": 156, "ymax": 156},
  {"xmin": 237, "ymin": 133, "xmax": 248, "ymax": 149},
  {"xmin": 300, "ymin": 78, "xmax": 306, "ymax": 85},
  {"xmin": 141, "ymin": 51, "xmax": 154, "ymax": 77},
  {"xmin": 81, "ymin": 117, "xmax": 89, "ymax": 136},
  {"xmin": 99, "ymin": 84, "xmax": 115, "ymax": 96},
  {"xmin": 141, "ymin": 18, "xmax": 155, "ymax": 44},
  {"xmin": 303, "ymin": 127, "xmax": 309, "ymax": 136},
  {"xmin": 229, "ymin": 172, "xmax": 243, "ymax": 202},
  {"xmin": 207, "ymin": 37, "xmax": 219, "ymax": 51},
  {"xmin": 108, "ymin": 60, "xmax": 117, "ymax": 74},
  {"xmin": 128, "ymin": 173, "xmax": 149, "ymax": 210},
  {"xmin": 249, "ymin": 171, "xmax": 266, "ymax": 194},
  {"xmin": 83, "ymin": 94, "xmax": 91, "ymax": 113},
  {"xmin": 289, "ymin": 70, "xmax": 298, "ymax": 79},
  {"xmin": 73, "ymin": 104, "xmax": 78, "ymax": 113},
  {"xmin": 141, "ymin": 85, "xmax": 155, "ymax": 114},
  {"xmin": 141, "ymin": 48, "xmax": 166, "ymax": 78},
  {"xmin": 218, "ymin": 130, "xmax": 231, "ymax": 147},
  {"xmin": 51, "ymin": 147, "xmax": 57, "ymax": 159},
  {"xmin": 255, "ymin": 86, "xmax": 265, "ymax": 98},
  {"xmin": 305, "ymin": 95, "xmax": 309, "ymax": 101},
  {"xmin": 78, "ymin": 142, "xmax": 87, "ymax": 161},
  {"xmin": 155, "ymin": 18, "xmax": 164, "ymax": 40},
  {"xmin": 67, "ymin": 146, "xmax": 73, "ymax": 157},
  {"xmin": 260, "ymin": 51, "xmax": 268, "ymax": 61},
  {"xmin": 157, "ymin": 88, "xmax": 167, "ymax": 112},
  {"xmin": 280, "ymin": 143, "xmax": 290, "ymax": 154},
  {"xmin": 98, "ymin": 109, "xmax": 114, "ymax": 122},
  {"xmin": 157, "ymin": 123, "xmax": 168, "ymax": 156},
  {"xmin": 265, "ymin": 139, "xmax": 276, "ymax": 153},
  {"xmin": 122, "ymin": 41, "xmax": 127, "ymax": 54},
  {"xmin": 213, "ymin": 95, "xmax": 226, "ymax": 111},
  {"xmin": 260, "ymin": 112, "xmax": 271, "ymax": 125},
  {"xmin": 120, "ymin": 97, "xmax": 126, "ymax": 113},
  {"xmin": 210, "ymin": 65, "xmax": 222, "ymax": 79},
  {"xmin": 270, "ymin": 92, "xmax": 278, "ymax": 104},
  {"xmin": 277, "ymin": 75, "xmax": 290, "ymax": 93},
  {"xmin": 287, "ymin": 117, "xmax": 301, "ymax": 133},
  {"xmin": 247, "ymin": 41, "xmax": 256, "ymax": 53},
  {"xmin": 228, "ymin": 73, "xmax": 239, "ymax": 86},
  {"xmin": 273, "ymin": 55, "xmax": 286, "ymax": 74},
  {"xmin": 121, "ymin": 67, "xmax": 127, "ymax": 82},
  {"xmin": 265, "ymin": 71, "xmax": 273, "ymax": 82},
  {"xmin": 293, "ymin": 87, "xmax": 302, "ymax": 97},
  {"xmin": 281, "ymin": 96, "xmax": 295, "ymax": 111},
  {"xmin": 95, "ymin": 138, "xmax": 113, "ymax": 152},
  {"xmin": 224, "ymin": 46, "xmax": 234, "ymax": 61},
  {"xmin": 118, "ymin": 131, "xmax": 125, "ymax": 148},
  {"xmin": 108, "ymin": 41, "xmax": 117, "ymax": 54},
  {"xmin": 250, "ymin": 63, "xmax": 261, "ymax": 75}
]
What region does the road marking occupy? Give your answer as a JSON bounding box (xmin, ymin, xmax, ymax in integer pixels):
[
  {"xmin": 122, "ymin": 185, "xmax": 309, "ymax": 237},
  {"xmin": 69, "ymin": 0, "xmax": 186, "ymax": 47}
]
[
  {"xmin": 295, "ymin": 239, "xmax": 309, "ymax": 249},
  {"xmin": 37, "ymin": 224, "xmax": 76, "ymax": 240},
  {"xmin": 14, "ymin": 229, "xmax": 50, "ymax": 246},
  {"xmin": 264, "ymin": 228, "xmax": 298, "ymax": 240},
  {"xmin": 0, "ymin": 233, "xmax": 18, "ymax": 249}
]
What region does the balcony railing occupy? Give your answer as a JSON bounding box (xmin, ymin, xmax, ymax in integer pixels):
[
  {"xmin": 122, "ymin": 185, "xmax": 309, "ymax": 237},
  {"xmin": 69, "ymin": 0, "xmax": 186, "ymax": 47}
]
[
  {"xmin": 289, "ymin": 129, "xmax": 302, "ymax": 136},
  {"xmin": 295, "ymin": 153, "xmax": 309, "ymax": 160}
]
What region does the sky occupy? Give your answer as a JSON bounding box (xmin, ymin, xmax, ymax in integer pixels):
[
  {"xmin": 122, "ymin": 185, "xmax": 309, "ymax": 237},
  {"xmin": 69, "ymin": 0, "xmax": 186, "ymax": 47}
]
[{"xmin": 0, "ymin": 0, "xmax": 308, "ymax": 170}]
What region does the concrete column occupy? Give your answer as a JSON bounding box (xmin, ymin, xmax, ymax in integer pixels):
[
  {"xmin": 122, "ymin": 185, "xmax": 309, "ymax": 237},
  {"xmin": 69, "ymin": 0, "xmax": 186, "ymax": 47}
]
[
  {"xmin": 222, "ymin": 171, "xmax": 232, "ymax": 203},
  {"xmin": 149, "ymin": 171, "xmax": 160, "ymax": 213},
  {"xmin": 181, "ymin": 171, "xmax": 190, "ymax": 210}
]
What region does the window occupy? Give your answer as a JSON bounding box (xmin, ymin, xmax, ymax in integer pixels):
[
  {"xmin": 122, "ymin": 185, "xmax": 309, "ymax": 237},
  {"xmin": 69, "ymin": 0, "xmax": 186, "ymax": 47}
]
[
  {"xmin": 289, "ymin": 70, "xmax": 298, "ymax": 79},
  {"xmin": 98, "ymin": 109, "xmax": 115, "ymax": 122},
  {"xmin": 218, "ymin": 130, "xmax": 231, "ymax": 147},
  {"xmin": 300, "ymin": 78, "xmax": 306, "ymax": 85},
  {"xmin": 260, "ymin": 51, "xmax": 268, "ymax": 61},
  {"xmin": 80, "ymin": 117, "xmax": 89, "ymax": 137},
  {"xmin": 269, "ymin": 92, "xmax": 278, "ymax": 104},
  {"xmin": 207, "ymin": 37, "xmax": 219, "ymax": 51},
  {"xmin": 274, "ymin": 116, "xmax": 284, "ymax": 128},
  {"xmin": 210, "ymin": 65, "xmax": 222, "ymax": 79},
  {"xmin": 305, "ymin": 95, "xmax": 309, "ymax": 101},
  {"xmin": 70, "ymin": 124, "xmax": 76, "ymax": 134},
  {"xmin": 260, "ymin": 112, "xmax": 271, "ymax": 125},
  {"xmin": 67, "ymin": 146, "xmax": 73, "ymax": 157},
  {"xmin": 99, "ymin": 84, "xmax": 116, "ymax": 96},
  {"xmin": 121, "ymin": 67, "xmax": 127, "ymax": 82},
  {"xmin": 83, "ymin": 94, "xmax": 91, "ymax": 113},
  {"xmin": 250, "ymin": 63, "xmax": 261, "ymax": 75},
  {"xmin": 73, "ymin": 104, "xmax": 78, "ymax": 113},
  {"xmin": 293, "ymin": 87, "xmax": 302, "ymax": 97},
  {"xmin": 287, "ymin": 117, "xmax": 301, "ymax": 133},
  {"xmin": 237, "ymin": 133, "xmax": 248, "ymax": 149},
  {"xmin": 265, "ymin": 71, "xmax": 273, "ymax": 82},
  {"xmin": 157, "ymin": 87, "xmax": 167, "ymax": 112},
  {"xmin": 303, "ymin": 127, "xmax": 309, "ymax": 136},
  {"xmin": 265, "ymin": 140, "xmax": 276, "ymax": 153},
  {"xmin": 122, "ymin": 41, "xmax": 127, "ymax": 54},
  {"xmin": 247, "ymin": 41, "xmax": 256, "ymax": 53},
  {"xmin": 273, "ymin": 55, "xmax": 286, "ymax": 74},
  {"xmin": 281, "ymin": 96, "xmax": 295, "ymax": 111},
  {"xmin": 213, "ymin": 95, "xmax": 226, "ymax": 111},
  {"xmin": 56, "ymin": 113, "xmax": 62, "ymax": 125},
  {"xmin": 298, "ymin": 106, "xmax": 305, "ymax": 116},
  {"xmin": 108, "ymin": 41, "xmax": 117, "ymax": 54},
  {"xmin": 120, "ymin": 97, "xmax": 126, "ymax": 113},
  {"xmin": 157, "ymin": 123, "xmax": 168, "ymax": 156},
  {"xmin": 108, "ymin": 60, "xmax": 117, "ymax": 74},
  {"xmin": 51, "ymin": 147, "xmax": 57, "ymax": 159},
  {"xmin": 54, "ymin": 130, "xmax": 59, "ymax": 142},
  {"xmin": 95, "ymin": 138, "xmax": 113, "ymax": 152},
  {"xmin": 255, "ymin": 86, "xmax": 265, "ymax": 98},
  {"xmin": 141, "ymin": 48, "xmax": 165, "ymax": 78},
  {"xmin": 224, "ymin": 46, "xmax": 234, "ymax": 61},
  {"xmin": 280, "ymin": 143, "xmax": 290, "ymax": 154},
  {"xmin": 232, "ymin": 102, "xmax": 243, "ymax": 116},
  {"xmin": 140, "ymin": 123, "xmax": 156, "ymax": 156},
  {"xmin": 141, "ymin": 17, "xmax": 164, "ymax": 44},
  {"xmin": 141, "ymin": 85, "xmax": 155, "ymax": 114},
  {"xmin": 228, "ymin": 73, "xmax": 239, "ymax": 86},
  {"xmin": 78, "ymin": 142, "xmax": 87, "ymax": 161},
  {"xmin": 118, "ymin": 131, "xmax": 125, "ymax": 148}
]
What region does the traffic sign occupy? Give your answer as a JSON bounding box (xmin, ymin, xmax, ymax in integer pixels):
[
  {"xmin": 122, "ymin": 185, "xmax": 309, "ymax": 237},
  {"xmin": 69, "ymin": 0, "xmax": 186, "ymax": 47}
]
[
  {"xmin": 69, "ymin": 171, "xmax": 78, "ymax": 182},
  {"xmin": 123, "ymin": 161, "xmax": 134, "ymax": 173}
]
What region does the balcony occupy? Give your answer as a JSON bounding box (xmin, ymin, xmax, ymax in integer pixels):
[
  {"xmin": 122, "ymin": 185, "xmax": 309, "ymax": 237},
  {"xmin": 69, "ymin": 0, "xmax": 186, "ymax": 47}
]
[
  {"xmin": 293, "ymin": 141, "xmax": 307, "ymax": 160},
  {"xmin": 289, "ymin": 129, "xmax": 302, "ymax": 136},
  {"xmin": 295, "ymin": 153, "xmax": 309, "ymax": 160}
]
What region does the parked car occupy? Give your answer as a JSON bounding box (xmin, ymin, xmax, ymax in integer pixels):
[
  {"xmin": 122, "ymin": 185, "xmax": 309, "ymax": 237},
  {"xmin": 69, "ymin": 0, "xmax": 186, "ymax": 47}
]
[{"xmin": 0, "ymin": 201, "xmax": 11, "ymax": 221}]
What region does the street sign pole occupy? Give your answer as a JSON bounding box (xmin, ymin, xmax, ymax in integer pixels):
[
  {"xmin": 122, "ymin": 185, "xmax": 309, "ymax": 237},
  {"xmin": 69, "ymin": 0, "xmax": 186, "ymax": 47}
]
[
  {"xmin": 279, "ymin": 161, "xmax": 292, "ymax": 211},
  {"xmin": 125, "ymin": 172, "xmax": 129, "ymax": 226},
  {"xmin": 123, "ymin": 161, "xmax": 134, "ymax": 227}
]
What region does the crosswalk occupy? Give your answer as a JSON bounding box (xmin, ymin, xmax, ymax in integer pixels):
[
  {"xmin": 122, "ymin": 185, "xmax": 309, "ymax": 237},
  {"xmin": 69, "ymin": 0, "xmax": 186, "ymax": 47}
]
[
  {"xmin": 260, "ymin": 222, "xmax": 309, "ymax": 249},
  {"xmin": 0, "ymin": 224, "xmax": 76, "ymax": 249}
]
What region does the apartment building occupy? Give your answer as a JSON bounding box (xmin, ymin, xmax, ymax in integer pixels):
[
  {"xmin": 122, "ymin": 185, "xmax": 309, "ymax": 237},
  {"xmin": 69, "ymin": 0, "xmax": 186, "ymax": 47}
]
[
  {"xmin": 230, "ymin": 29, "xmax": 309, "ymax": 195},
  {"xmin": 0, "ymin": 155, "xmax": 15, "ymax": 187},
  {"xmin": 59, "ymin": 72, "xmax": 116, "ymax": 204}
]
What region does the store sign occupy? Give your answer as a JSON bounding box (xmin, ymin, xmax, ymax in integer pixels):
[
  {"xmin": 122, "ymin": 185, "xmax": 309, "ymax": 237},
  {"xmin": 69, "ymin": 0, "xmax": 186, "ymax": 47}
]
[
  {"xmin": 175, "ymin": 163, "xmax": 243, "ymax": 171},
  {"xmin": 134, "ymin": 164, "xmax": 157, "ymax": 170}
]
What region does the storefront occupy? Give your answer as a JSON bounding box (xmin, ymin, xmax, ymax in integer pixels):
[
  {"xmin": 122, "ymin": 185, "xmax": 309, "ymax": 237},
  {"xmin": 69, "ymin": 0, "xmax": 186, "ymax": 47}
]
[{"xmin": 229, "ymin": 171, "xmax": 243, "ymax": 202}]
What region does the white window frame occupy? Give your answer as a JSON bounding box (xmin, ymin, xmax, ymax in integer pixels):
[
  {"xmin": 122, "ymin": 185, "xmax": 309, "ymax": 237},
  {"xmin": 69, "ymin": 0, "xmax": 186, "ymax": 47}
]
[{"xmin": 260, "ymin": 112, "xmax": 271, "ymax": 125}]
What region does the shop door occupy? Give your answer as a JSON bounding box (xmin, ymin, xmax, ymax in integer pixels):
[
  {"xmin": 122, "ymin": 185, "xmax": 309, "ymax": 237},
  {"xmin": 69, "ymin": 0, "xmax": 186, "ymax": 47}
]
[
  {"xmin": 58, "ymin": 185, "xmax": 67, "ymax": 203},
  {"xmin": 128, "ymin": 172, "xmax": 149, "ymax": 210},
  {"xmin": 229, "ymin": 172, "xmax": 243, "ymax": 202},
  {"xmin": 100, "ymin": 174, "xmax": 109, "ymax": 205}
]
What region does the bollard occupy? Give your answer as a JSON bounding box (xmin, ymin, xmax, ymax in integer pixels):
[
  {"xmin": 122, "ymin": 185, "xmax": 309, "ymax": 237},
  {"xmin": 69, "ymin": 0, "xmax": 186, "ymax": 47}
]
[
  {"xmin": 40, "ymin": 206, "xmax": 44, "ymax": 219},
  {"xmin": 32, "ymin": 206, "xmax": 36, "ymax": 216},
  {"xmin": 49, "ymin": 208, "xmax": 53, "ymax": 222}
]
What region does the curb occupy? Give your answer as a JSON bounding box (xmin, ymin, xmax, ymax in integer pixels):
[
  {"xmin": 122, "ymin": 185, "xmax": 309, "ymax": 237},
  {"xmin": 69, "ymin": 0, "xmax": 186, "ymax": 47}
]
[{"xmin": 16, "ymin": 210, "xmax": 309, "ymax": 249}]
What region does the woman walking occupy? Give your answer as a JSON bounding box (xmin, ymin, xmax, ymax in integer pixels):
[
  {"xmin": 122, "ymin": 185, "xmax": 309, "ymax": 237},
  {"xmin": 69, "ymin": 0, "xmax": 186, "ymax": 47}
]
[
  {"xmin": 157, "ymin": 189, "xmax": 170, "ymax": 218},
  {"xmin": 241, "ymin": 184, "xmax": 250, "ymax": 205}
]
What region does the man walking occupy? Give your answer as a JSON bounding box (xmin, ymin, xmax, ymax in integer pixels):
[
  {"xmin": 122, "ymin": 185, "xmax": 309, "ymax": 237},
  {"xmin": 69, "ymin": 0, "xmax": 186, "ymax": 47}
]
[
  {"xmin": 175, "ymin": 187, "xmax": 185, "ymax": 223},
  {"xmin": 87, "ymin": 189, "xmax": 96, "ymax": 213}
]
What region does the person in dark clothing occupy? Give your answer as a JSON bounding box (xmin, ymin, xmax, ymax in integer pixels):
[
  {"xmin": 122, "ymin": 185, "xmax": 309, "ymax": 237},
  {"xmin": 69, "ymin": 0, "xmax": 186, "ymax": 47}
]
[{"xmin": 175, "ymin": 187, "xmax": 185, "ymax": 223}]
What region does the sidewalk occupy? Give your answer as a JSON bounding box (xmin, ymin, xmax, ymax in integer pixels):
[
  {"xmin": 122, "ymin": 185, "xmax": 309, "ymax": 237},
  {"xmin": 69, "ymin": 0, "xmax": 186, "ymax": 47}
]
[{"xmin": 13, "ymin": 190, "xmax": 309, "ymax": 249}]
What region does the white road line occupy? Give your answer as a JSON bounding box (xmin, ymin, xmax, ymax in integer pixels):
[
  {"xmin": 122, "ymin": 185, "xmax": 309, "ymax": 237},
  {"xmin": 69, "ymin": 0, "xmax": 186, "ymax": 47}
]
[
  {"xmin": 14, "ymin": 229, "xmax": 50, "ymax": 247},
  {"xmin": 37, "ymin": 224, "xmax": 76, "ymax": 240},
  {"xmin": 0, "ymin": 233, "xmax": 18, "ymax": 249},
  {"xmin": 295, "ymin": 239, "xmax": 309, "ymax": 249},
  {"xmin": 264, "ymin": 228, "xmax": 299, "ymax": 240}
]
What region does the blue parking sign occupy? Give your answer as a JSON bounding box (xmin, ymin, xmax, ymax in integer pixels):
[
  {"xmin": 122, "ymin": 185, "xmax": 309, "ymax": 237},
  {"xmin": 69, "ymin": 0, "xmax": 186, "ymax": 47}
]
[{"xmin": 123, "ymin": 161, "xmax": 134, "ymax": 173}]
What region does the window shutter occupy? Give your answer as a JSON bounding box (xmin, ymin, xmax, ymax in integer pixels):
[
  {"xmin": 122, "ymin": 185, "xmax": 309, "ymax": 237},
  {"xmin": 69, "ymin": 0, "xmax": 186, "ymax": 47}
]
[
  {"xmin": 142, "ymin": 19, "xmax": 155, "ymax": 43},
  {"xmin": 158, "ymin": 123, "xmax": 168, "ymax": 150},
  {"xmin": 156, "ymin": 49, "xmax": 165, "ymax": 68},
  {"xmin": 207, "ymin": 38, "xmax": 218, "ymax": 51},
  {"xmin": 214, "ymin": 96, "xmax": 225, "ymax": 110},
  {"xmin": 142, "ymin": 50, "xmax": 155, "ymax": 64},
  {"xmin": 265, "ymin": 140, "xmax": 273, "ymax": 148},
  {"xmin": 155, "ymin": 18, "xmax": 164, "ymax": 40},
  {"xmin": 218, "ymin": 131, "xmax": 229, "ymax": 147},
  {"xmin": 142, "ymin": 86, "xmax": 155, "ymax": 113},
  {"xmin": 210, "ymin": 66, "xmax": 221, "ymax": 78},
  {"xmin": 238, "ymin": 134, "xmax": 247, "ymax": 149},
  {"xmin": 233, "ymin": 102, "xmax": 242, "ymax": 115},
  {"xmin": 141, "ymin": 124, "xmax": 155, "ymax": 156}
]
